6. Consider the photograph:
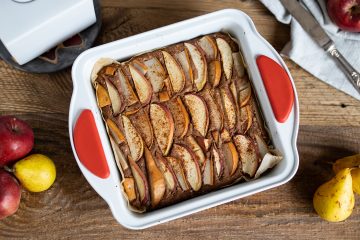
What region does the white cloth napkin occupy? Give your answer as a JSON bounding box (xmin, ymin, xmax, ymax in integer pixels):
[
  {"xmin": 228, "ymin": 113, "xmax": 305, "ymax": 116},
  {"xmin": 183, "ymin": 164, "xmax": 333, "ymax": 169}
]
[{"xmin": 259, "ymin": 0, "xmax": 360, "ymax": 100}]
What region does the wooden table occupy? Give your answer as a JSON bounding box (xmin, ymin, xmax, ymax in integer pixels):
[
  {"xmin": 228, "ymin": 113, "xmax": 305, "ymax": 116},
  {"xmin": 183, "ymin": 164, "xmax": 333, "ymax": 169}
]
[{"xmin": 1, "ymin": 1, "xmax": 359, "ymax": 239}]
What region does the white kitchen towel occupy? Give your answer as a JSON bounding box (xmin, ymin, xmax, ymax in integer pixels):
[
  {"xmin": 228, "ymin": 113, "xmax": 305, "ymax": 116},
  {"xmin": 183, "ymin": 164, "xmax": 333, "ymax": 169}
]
[{"xmin": 259, "ymin": 0, "xmax": 360, "ymax": 100}]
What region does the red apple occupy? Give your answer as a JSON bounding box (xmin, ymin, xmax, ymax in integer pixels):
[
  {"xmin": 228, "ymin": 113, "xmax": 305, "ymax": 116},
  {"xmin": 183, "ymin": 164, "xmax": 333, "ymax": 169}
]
[
  {"xmin": 0, "ymin": 116, "xmax": 34, "ymax": 166},
  {"xmin": 0, "ymin": 169, "xmax": 21, "ymax": 219},
  {"xmin": 327, "ymin": 0, "xmax": 360, "ymax": 32}
]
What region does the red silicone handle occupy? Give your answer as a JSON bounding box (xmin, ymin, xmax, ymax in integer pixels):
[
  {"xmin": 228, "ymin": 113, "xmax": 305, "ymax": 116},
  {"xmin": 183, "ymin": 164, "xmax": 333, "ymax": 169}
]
[
  {"xmin": 256, "ymin": 55, "xmax": 294, "ymax": 123},
  {"xmin": 73, "ymin": 109, "xmax": 110, "ymax": 179}
]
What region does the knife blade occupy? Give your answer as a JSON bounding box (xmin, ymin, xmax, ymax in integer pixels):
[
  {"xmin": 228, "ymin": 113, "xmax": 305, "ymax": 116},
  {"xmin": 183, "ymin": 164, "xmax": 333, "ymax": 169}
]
[{"xmin": 280, "ymin": 0, "xmax": 360, "ymax": 95}]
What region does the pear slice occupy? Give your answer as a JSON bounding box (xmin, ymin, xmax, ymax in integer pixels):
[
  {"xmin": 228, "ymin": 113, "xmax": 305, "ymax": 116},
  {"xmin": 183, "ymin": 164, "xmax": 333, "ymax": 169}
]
[
  {"xmin": 144, "ymin": 148, "xmax": 166, "ymax": 207},
  {"xmin": 211, "ymin": 145, "xmax": 224, "ymax": 178},
  {"xmin": 240, "ymin": 105, "xmax": 253, "ymax": 133},
  {"xmin": 144, "ymin": 57, "xmax": 166, "ymax": 93},
  {"xmin": 165, "ymin": 97, "xmax": 190, "ymax": 138},
  {"xmin": 96, "ymin": 84, "xmax": 111, "ymax": 108},
  {"xmin": 220, "ymin": 87, "xmax": 237, "ymax": 131},
  {"xmin": 109, "ymin": 137, "xmax": 128, "ymax": 172},
  {"xmin": 208, "ymin": 60, "xmax": 222, "ymax": 87},
  {"xmin": 186, "ymin": 135, "xmax": 206, "ymax": 167},
  {"xmin": 122, "ymin": 177, "xmax": 137, "ymax": 202},
  {"xmin": 216, "ymin": 38, "xmax": 233, "ymax": 80},
  {"xmin": 129, "ymin": 64, "xmax": 153, "ymax": 105},
  {"xmin": 222, "ymin": 141, "xmax": 239, "ymax": 176},
  {"xmin": 129, "ymin": 158, "xmax": 150, "ymax": 205},
  {"xmin": 183, "ymin": 94, "xmax": 209, "ymax": 137},
  {"xmin": 149, "ymin": 103, "xmax": 175, "ymax": 156},
  {"xmin": 171, "ymin": 144, "xmax": 202, "ymax": 191},
  {"xmin": 121, "ymin": 115, "xmax": 144, "ymax": 161},
  {"xmin": 203, "ymin": 157, "xmax": 214, "ymax": 186},
  {"xmin": 184, "ymin": 43, "xmax": 207, "ymax": 91},
  {"xmin": 157, "ymin": 155, "xmax": 177, "ymax": 192},
  {"xmin": 106, "ymin": 119, "xmax": 125, "ymax": 145},
  {"xmin": 197, "ymin": 35, "xmax": 217, "ymax": 60},
  {"xmin": 233, "ymin": 134, "xmax": 260, "ymax": 178},
  {"xmin": 201, "ymin": 89, "xmax": 223, "ymax": 131},
  {"xmin": 175, "ymin": 50, "xmax": 193, "ymax": 87},
  {"xmin": 166, "ymin": 156, "xmax": 189, "ymax": 191},
  {"xmin": 105, "ymin": 79, "xmax": 122, "ymax": 115},
  {"xmin": 162, "ymin": 51, "xmax": 185, "ymax": 93},
  {"xmin": 232, "ymin": 52, "xmax": 245, "ymax": 78},
  {"xmin": 127, "ymin": 108, "xmax": 153, "ymax": 148},
  {"xmin": 239, "ymin": 87, "xmax": 252, "ymax": 107},
  {"xmin": 131, "ymin": 59, "xmax": 148, "ymax": 75},
  {"xmin": 117, "ymin": 68, "xmax": 139, "ymax": 106},
  {"xmin": 220, "ymin": 128, "xmax": 231, "ymax": 143}
]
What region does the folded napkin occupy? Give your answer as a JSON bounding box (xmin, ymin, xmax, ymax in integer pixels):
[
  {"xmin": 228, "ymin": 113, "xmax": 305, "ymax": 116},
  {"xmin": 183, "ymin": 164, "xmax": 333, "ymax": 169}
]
[{"xmin": 259, "ymin": 0, "xmax": 360, "ymax": 100}]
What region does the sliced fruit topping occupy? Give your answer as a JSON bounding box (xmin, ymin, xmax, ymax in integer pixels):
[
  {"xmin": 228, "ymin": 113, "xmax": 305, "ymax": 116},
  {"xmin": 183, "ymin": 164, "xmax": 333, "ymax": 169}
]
[
  {"xmin": 157, "ymin": 155, "xmax": 177, "ymax": 192},
  {"xmin": 222, "ymin": 141, "xmax": 239, "ymax": 176},
  {"xmin": 233, "ymin": 134, "xmax": 260, "ymax": 178},
  {"xmin": 129, "ymin": 64, "xmax": 153, "ymax": 105},
  {"xmin": 216, "ymin": 38, "xmax": 233, "ymax": 80},
  {"xmin": 127, "ymin": 108, "xmax": 153, "ymax": 148},
  {"xmin": 232, "ymin": 52, "xmax": 245, "ymax": 78},
  {"xmin": 201, "ymin": 89, "xmax": 223, "ymax": 131},
  {"xmin": 211, "ymin": 145, "xmax": 224, "ymax": 178},
  {"xmin": 144, "ymin": 148, "xmax": 166, "ymax": 207},
  {"xmin": 211, "ymin": 130, "xmax": 220, "ymax": 147},
  {"xmin": 186, "ymin": 135, "xmax": 206, "ymax": 167},
  {"xmin": 122, "ymin": 177, "xmax": 136, "ymax": 202},
  {"xmin": 129, "ymin": 158, "xmax": 150, "ymax": 205},
  {"xmin": 158, "ymin": 90, "xmax": 170, "ymax": 102},
  {"xmin": 175, "ymin": 50, "xmax": 193, "ymax": 86},
  {"xmin": 109, "ymin": 137, "xmax": 129, "ymax": 172},
  {"xmin": 149, "ymin": 103, "xmax": 175, "ymax": 156},
  {"xmin": 106, "ymin": 119, "xmax": 125, "ymax": 145},
  {"xmin": 220, "ymin": 128, "xmax": 231, "ymax": 143},
  {"xmin": 131, "ymin": 59, "xmax": 148, "ymax": 75},
  {"xmin": 121, "ymin": 115, "xmax": 144, "ymax": 161},
  {"xmin": 195, "ymin": 136, "xmax": 212, "ymax": 152},
  {"xmin": 240, "ymin": 105, "xmax": 253, "ymax": 133},
  {"xmin": 220, "ymin": 88, "xmax": 237, "ymax": 131},
  {"xmin": 171, "ymin": 144, "xmax": 202, "ymax": 191},
  {"xmin": 105, "ymin": 65, "xmax": 117, "ymax": 76},
  {"xmin": 165, "ymin": 97, "xmax": 189, "ymax": 138},
  {"xmin": 144, "ymin": 57, "xmax": 166, "ymax": 93},
  {"xmin": 184, "ymin": 43, "xmax": 207, "ymax": 91},
  {"xmin": 197, "ymin": 36, "xmax": 217, "ymax": 60},
  {"xmin": 239, "ymin": 87, "xmax": 252, "ymax": 107},
  {"xmin": 162, "ymin": 51, "xmax": 185, "ymax": 93},
  {"xmin": 117, "ymin": 68, "xmax": 139, "ymax": 106},
  {"xmin": 229, "ymin": 81, "xmax": 238, "ymax": 104},
  {"xmin": 203, "ymin": 157, "xmax": 214, "ymax": 185},
  {"xmin": 166, "ymin": 156, "xmax": 189, "ymax": 191},
  {"xmin": 208, "ymin": 60, "xmax": 222, "ymax": 87},
  {"xmin": 105, "ymin": 79, "xmax": 122, "ymax": 115},
  {"xmin": 183, "ymin": 94, "xmax": 209, "ymax": 137},
  {"xmin": 96, "ymin": 84, "xmax": 111, "ymax": 108}
]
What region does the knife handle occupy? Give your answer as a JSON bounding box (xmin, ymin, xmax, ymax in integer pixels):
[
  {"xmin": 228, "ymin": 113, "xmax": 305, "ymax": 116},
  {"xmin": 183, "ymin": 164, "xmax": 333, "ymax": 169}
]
[{"xmin": 326, "ymin": 44, "xmax": 360, "ymax": 95}]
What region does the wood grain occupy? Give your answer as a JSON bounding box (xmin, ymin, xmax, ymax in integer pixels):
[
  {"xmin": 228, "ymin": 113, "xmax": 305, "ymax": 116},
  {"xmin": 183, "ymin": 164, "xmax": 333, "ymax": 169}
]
[{"xmin": 0, "ymin": 0, "xmax": 359, "ymax": 239}]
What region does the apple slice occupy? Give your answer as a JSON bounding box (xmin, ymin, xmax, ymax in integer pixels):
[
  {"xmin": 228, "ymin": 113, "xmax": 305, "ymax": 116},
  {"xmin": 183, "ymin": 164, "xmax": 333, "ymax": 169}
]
[
  {"xmin": 129, "ymin": 64, "xmax": 153, "ymax": 105},
  {"xmin": 106, "ymin": 119, "xmax": 125, "ymax": 145},
  {"xmin": 95, "ymin": 84, "xmax": 111, "ymax": 108},
  {"xmin": 239, "ymin": 87, "xmax": 252, "ymax": 107},
  {"xmin": 202, "ymin": 157, "xmax": 214, "ymax": 186},
  {"xmin": 222, "ymin": 141, "xmax": 239, "ymax": 176},
  {"xmin": 216, "ymin": 38, "xmax": 233, "ymax": 80},
  {"xmin": 171, "ymin": 144, "xmax": 202, "ymax": 191},
  {"xmin": 183, "ymin": 94, "xmax": 209, "ymax": 137},
  {"xmin": 165, "ymin": 97, "xmax": 189, "ymax": 138},
  {"xmin": 232, "ymin": 52, "xmax": 245, "ymax": 78},
  {"xmin": 149, "ymin": 103, "xmax": 175, "ymax": 156},
  {"xmin": 233, "ymin": 134, "xmax": 260, "ymax": 178},
  {"xmin": 240, "ymin": 105, "xmax": 253, "ymax": 133},
  {"xmin": 211, "ymin": 130, "xmax": 220, "ymax": 147},
  {"xmin": 211, "ymin": 145, "xmax": 224, "ymax": 178},
  {"xmin": 220, "ymin": 128, "xmax": 231, "ymax": 143},
  {"xmin": 109, "ymin": 137, "xmax": 129, "ymax": 172},
  {"xmin": 105, "ymin": 79, "xmax": 122, "ymax": 115},
  {"xmin": 144, "ymin": 148, "xmax": 166, "ymax": 207},
  {"xmin": 184, "ymin": 43, "xmax": 207, "ymax": 91},
  {"xmin": 117, "ymin": 68, "xmax": 139, "ymax": 106},
  {"xmin": 127, "ymin": 108, "xmax": 153, "ymax": 148},
  {"xmin": 122, "ymin": 177, "xmax": 137, "ymax": 202},
  {"xmin": 175, "ymin": 50, "xmax": 193, "ymax": 87},
  {"xmin": 195, "ymin": 136, "xmax": 212, "ymax": 152},
  {"xmin": 186, "ymin": 135, "xmax": 206, "ymax": 167},
  {"xmin": 201, "ymin": 89, "xmax": 223, "ymax": 131},
  {"xmin": 144, "ymin": 57, "xmax": 166, "ymax": 93},
  {"xmin": 208, "ymin": 60, "xmax": 222, "ymax": 87},
  {"xmin": 166, "ymin": 156, "xmax": 189, "ymax": 191},
  {"xmin": 131, "ymin": 59, "xmax": 148, "ymax": 75},
  {"xmin": 156, "ymin": 155, "xmax": 177, "ymax": 192},
  {"xmin": 129, "ymin": 158, "xmax": 149, "ymax": 205},
  {"xmin": 162, "ymin": 51, "xmax": 185, "ymax": 93},
  {"xmin": 220, "ymin": 87, "xmax": 237, "ymax": 131},
  {"xmin": 197, "ymin": 36, "xmax": 217, "ymax": 60},
  {"xmin": 121, "ymin": 115, "xmax": 144, "ymax": 161}
]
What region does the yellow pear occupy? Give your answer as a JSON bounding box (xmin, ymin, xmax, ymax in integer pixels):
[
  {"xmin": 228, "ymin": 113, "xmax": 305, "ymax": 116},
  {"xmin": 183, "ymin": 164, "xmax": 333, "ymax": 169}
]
[
  {"xmin": 13, "ymin": 154, "xmax": 56, "ymax": 192},
  {"xmin": 313, "ymin": 168, "xmax": 354, "ymax": 222},
  {"xmin": 333, "ymin": 154, "xmax": 360, "ymax": 194}
]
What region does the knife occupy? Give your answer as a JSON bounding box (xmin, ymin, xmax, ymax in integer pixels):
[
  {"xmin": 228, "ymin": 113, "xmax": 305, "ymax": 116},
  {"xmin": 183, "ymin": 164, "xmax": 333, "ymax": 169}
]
[{"xmin": 280, "ymin": 0, "xmax": 360, "ymax": 95}]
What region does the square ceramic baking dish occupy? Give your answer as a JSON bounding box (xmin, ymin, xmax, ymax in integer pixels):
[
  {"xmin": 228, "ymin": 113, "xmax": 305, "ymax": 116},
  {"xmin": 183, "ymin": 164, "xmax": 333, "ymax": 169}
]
[{"xmin": 69, "ymin": 9, "xmax": 299, "ymax": 229}]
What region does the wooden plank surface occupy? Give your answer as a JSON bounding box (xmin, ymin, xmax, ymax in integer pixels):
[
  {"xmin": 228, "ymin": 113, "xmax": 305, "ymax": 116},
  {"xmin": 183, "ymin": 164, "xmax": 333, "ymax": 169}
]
[{"xmin": 0, "ymin": 0, "xmax": 359, "ymax": 239}]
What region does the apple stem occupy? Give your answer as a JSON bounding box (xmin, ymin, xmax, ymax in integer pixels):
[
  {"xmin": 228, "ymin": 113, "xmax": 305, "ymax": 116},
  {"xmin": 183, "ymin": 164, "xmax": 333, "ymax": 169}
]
[{"xmin": 3, "ymin": 165, "xmax": 14, "ymax": 173}]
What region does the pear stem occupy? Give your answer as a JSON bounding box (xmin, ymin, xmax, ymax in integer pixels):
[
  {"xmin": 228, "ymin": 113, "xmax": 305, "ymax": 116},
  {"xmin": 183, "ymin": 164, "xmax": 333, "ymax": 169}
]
[{"xmin": 3, "ymin": 165, "xmax": 14, "ymax": 173}]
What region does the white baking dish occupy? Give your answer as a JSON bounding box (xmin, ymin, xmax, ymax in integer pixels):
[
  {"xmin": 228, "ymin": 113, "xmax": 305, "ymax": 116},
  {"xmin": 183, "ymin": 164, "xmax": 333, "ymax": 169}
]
[{"xmin": 69, "ymin": 9, "xmax": 299, "ymax": 229}]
